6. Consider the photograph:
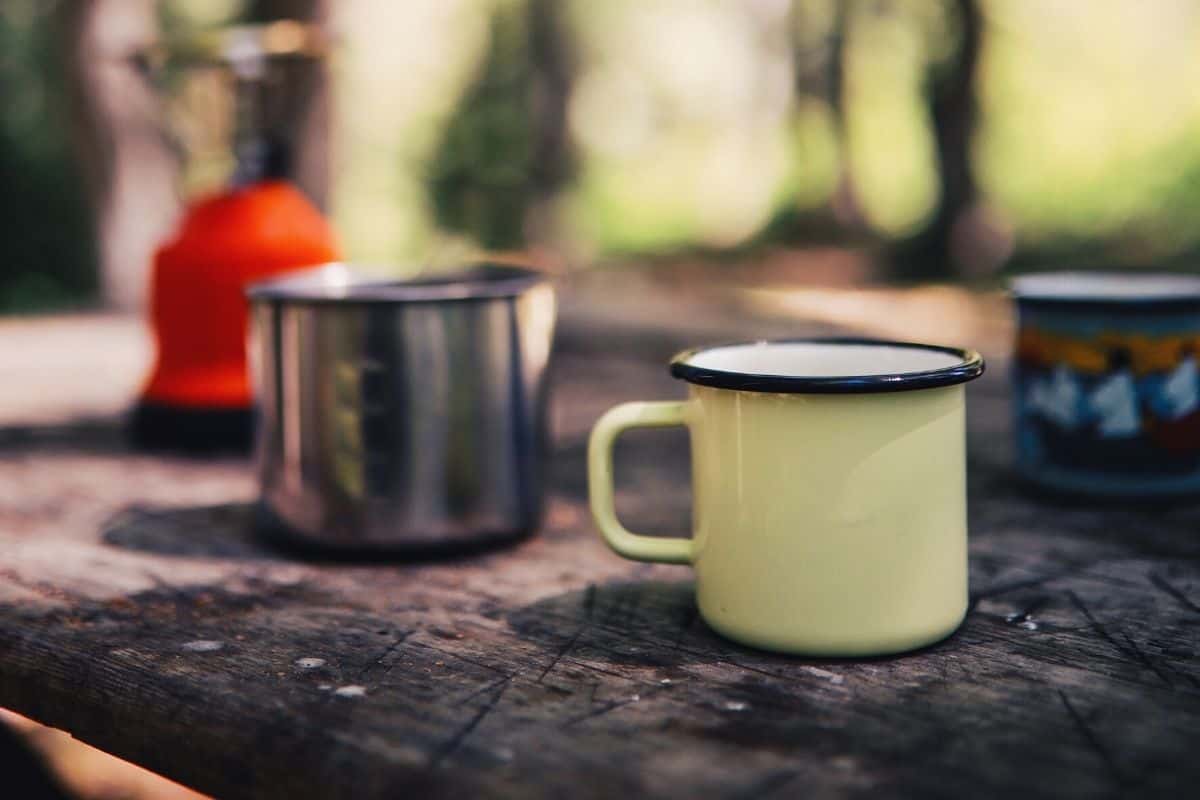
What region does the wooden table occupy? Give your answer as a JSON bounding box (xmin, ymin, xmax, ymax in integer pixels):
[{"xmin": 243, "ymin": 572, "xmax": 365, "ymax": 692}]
[{"xmin": 2, "ymin": 274, "xmax": 1198, "ymax": 799}]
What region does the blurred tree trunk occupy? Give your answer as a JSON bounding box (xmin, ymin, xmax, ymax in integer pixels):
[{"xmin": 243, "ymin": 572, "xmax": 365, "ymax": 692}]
[
  {"xmin": 894, "ymin": 0, "xmax": 983, "ymax": 278},
  {"xmin": 827, "ymin": 0, "xmax": 863, "ymax": 230},
  {"xmin": 245, "ymin": 0, "xmax": 332, "ymax": 211},
  {"xmin": 58, "ymin": 0, "xmax": 178, "ymax": 311},
  {"xmin": 769, "ymin": 0, "xmax": 863, "ymax": 244},
  {"xmin": 525, "ymin": 0, "xmax": 576, "ymax": 251},
  {"xmin": 528, "ymin": 0, "xmax": 574, "ymax": 200},
  {"xmin": 427, "ymin": 0, "xmax": 575, "ymax": 254}
]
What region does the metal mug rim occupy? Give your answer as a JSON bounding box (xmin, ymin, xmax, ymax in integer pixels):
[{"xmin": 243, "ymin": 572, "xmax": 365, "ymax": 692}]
[
  {"xmin": 1010, "ymin": 270, "xmax": 1200, "ymax": 312},
  {"xmin": 246, "ymin": 262, "xmax": 550, "ymax": 305}
]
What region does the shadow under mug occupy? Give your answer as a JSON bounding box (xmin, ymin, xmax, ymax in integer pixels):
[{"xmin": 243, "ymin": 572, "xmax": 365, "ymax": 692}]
[{"xmin": 587, "ymin": 338, "xmax": 985, "ymax": 657}]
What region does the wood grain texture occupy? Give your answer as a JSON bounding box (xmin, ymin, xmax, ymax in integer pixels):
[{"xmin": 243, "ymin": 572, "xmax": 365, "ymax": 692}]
[{"xmin": 1, "ymin": 280, "xmax": 1198, "ymax": 799}]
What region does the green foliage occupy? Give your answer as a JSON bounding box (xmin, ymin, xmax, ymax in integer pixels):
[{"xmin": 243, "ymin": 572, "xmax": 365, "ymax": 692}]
[
  {"xmin": 10, "ymin": 0, "xmax": 1200, "ymax": 306},
  {"xmin": 0, "ymin": 2, "xmax": 97, "ymax": 312},
  {"xmin": 426, "ymin": 1, "xmax": 536, "ymax": 251}
]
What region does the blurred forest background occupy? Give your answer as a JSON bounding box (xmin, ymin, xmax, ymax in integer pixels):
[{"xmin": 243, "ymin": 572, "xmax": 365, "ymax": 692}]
[{"xmin": 5, "ymin": 0, "xmax": 1200, "ymax": 313}]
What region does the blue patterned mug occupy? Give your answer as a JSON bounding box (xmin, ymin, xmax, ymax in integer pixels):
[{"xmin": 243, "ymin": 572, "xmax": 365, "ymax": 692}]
[{"xmin": 1012, "ymin": 272, "xmax": 1200, "ymax": 498}]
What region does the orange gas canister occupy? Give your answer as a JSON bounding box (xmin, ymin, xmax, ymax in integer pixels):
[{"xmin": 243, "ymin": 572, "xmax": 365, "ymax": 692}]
[
  {"xmin": 131, "ymin": 178, "xmax": 339, "ymax": 451},
  {"xmin": 130, "ymin": 21, "xmax": 338, "ymax": 452}
]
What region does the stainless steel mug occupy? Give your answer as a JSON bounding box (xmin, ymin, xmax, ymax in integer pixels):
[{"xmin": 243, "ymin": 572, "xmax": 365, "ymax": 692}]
[{"xmin": 247, "ymin": 263, "xmax": 556, "ymax": 552}]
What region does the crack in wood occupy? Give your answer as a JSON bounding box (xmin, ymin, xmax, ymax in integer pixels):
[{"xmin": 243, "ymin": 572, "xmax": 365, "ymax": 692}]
[
  {"xmin": 1149, "ymin": 573, "xmax": 1200, "ymax": 616},
  {"xmin": 455, "ymin": 675, "xmax": 517, "ymax": 707},
  {"xmin": 561, "ymin": 684, "xmax": 668, "ymax": 728},
  {"xmin": 963, "ymin": 626, "xmax": 1199, "ymax": 698},
  {"xmin": 355, "ymin": 631, "xmax": 412, "ymax": 682},
  {"xmin": 428, "ymin": 676, "xmax": 514, "ymax": 768},
  {"xmin": 1057, "ymin": 690, "xmax": 1127, "ymax": 790},
  {"xmin": 406, "ymin": 640, "xmax": 511, "ymax": 677},
  {"xmin": 738, "ymin": 768, "xmax": 801, "ymax": 799},
  {"xmin": 1067, "ymin": 591, "xmax": 1172, "ymax": 688},
  {"xmin": 556, "ymin": 657, "xmax": 647, "ymax": 684},
  {"xmin": 536, "ymin": 625, "xmax": 586, "ymax": 683},
  {"xmin": 1152, "ymin": 655, "xmax": 1200, "ymax": 692},
  {"xmin": 1115, "ymin": 630, "xmax": 1173, "ymax": 689},
  {"xmin": 531, "ymin": 604, "xmax": 795, "ymax": 682},
  {"xmin": 529, "ymin": 585, "xmax": 604, "ymax": 685},
  {"xmin": 561, "ymin": 696, "xmax": 639, "ymax": 728},
  {"xmin": 970, "ymin": 560, "xmax": 1109, "ymax": 609}
]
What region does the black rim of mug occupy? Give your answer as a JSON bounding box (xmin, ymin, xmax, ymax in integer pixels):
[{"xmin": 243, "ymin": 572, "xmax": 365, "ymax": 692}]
[{"xmin": 669, "ymin": 337, "xmax": 985, "ymax": 395}]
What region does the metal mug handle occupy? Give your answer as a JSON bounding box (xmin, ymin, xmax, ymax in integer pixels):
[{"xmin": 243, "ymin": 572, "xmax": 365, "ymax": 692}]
[{"xmin": 587, "ymin": 401, "xmax": 693, "ymax": 565}]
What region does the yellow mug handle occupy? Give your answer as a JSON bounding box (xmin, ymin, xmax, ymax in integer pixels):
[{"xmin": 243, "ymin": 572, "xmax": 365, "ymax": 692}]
[{"xmin": 587, "ymin": 401, "xmax": 693, "ymax": 565}]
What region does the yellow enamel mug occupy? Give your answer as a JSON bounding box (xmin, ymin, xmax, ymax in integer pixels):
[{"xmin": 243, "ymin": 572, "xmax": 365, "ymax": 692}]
[{"xmin": 588, "ymin": 338, "xmax": 985, "ymax": 656}]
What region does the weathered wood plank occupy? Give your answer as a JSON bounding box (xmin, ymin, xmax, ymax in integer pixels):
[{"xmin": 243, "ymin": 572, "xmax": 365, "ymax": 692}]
[{"xmin": 1, "ymin": 284, "xmax": 1199, "ymax": 799}]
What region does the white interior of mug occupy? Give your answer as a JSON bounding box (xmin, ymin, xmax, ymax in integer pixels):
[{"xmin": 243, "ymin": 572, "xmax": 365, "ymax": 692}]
[
  {"xmin": 1012, "ymin": 272, "xmax": 1200, "ymax": 300},
  {"xmin": 683, "ymin": 342, "xmax": 965, "ymax": 378}
]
